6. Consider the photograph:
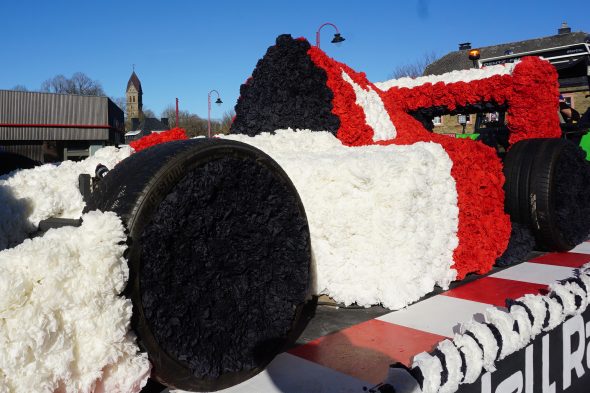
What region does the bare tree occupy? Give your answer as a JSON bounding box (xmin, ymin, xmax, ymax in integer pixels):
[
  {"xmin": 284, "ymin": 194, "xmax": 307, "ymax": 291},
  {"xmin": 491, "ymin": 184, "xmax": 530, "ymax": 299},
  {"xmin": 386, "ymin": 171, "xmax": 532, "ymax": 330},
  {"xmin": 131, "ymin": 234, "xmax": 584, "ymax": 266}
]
[
  {"xmin": 390, "ymin": 51, "xmax": 439, "ymax": 79},
  {"xmin": 124, "ymin": 108, "xmax": 159, "ymax": 131},
  {"xmin": 40, "ymin": 72, "xmax": 105, "ymax": 96},
  {"xmin": 141, "ymin": 108, "xmax": 156, "ymax": 119},
  {"xmin": 161, "ymin": 105, "xmax": 209, "ymax": 137},
  {"xmin": 41, "ymin": 75, "xmax": 70, "ymax": 94},
  {"xmin": 69, "ymin": 72, "xmax": 105, "ymax": 95},
  {"xmin": 12, "ymin": 85, "xmax": 28, "ymax": 91},
  {"xmin": 110, "ymin": 96, "xmax": 126, "ymax": 113},
  {"xmin": 218, "ymin": 110, "xmax": 236, "ymax": 134}
]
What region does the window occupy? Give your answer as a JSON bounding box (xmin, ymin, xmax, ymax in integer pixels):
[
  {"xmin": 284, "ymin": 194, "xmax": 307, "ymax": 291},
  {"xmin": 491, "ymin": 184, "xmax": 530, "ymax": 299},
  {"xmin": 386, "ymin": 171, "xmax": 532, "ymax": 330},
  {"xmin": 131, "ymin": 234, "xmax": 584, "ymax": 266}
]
[
  {"xmin": 432, "ymin": 116, "xmax": 443, "ymax": 126},
  {"xmin": 483, "ymin": 112, "xmax": 501, "ymax": 124},
  {"xmin": 457, "ymin": 114, "xmax": 471, "ymax": 125},
  {"xmin": 559, "ymin": 94, "xmax": 579, "ymax": 124},
  {"xmin": 475, "ymin": 112, "xmax": 505, "ymax": 131}
]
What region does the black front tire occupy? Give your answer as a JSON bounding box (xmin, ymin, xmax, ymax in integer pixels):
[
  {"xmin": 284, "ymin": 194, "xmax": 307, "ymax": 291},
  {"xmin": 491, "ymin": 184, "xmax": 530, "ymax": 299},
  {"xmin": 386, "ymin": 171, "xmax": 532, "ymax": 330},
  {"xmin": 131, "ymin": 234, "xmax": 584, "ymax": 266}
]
[{"xmin": 85, "ymin": 139, "xmax": 315, "ymax": 391}]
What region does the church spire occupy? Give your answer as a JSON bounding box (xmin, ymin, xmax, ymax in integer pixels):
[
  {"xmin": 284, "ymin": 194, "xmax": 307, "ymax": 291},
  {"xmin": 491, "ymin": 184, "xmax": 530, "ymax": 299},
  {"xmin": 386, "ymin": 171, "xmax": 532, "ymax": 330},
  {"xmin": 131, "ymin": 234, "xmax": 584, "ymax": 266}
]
[
  {"xmin": 126, "ymin": 67, "xmax": 143, "ymax": 119},
  {"xmin": 126, "ymin": 68, "xmax": 142, "ymax": 94}
]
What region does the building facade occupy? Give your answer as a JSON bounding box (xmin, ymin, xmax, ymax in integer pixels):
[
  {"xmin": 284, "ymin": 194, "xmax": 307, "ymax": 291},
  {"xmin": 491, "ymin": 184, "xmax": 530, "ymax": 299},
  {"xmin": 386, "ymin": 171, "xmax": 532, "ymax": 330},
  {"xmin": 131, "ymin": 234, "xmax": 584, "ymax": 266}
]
[
  {"xmin": 125, "ymin": 117, "xmax": 170, "ymax": 143},
  {"xmin": 424, "ymin": 23, "xmax": 590, "ymax": 135},
  {"xmin": 0, "ymin": 90, "xmax": 124, "ymax": 162}
]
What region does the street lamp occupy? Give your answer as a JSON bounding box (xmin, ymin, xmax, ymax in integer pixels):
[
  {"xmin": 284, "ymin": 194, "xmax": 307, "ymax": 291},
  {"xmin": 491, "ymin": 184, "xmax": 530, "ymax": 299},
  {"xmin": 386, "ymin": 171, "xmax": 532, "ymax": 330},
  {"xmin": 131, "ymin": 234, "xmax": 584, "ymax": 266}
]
[
  {"xmin": 468, "ymin": 48, "xmax": 481, "ymax": 69},
  {"xmin": 316, "ymin": 22, "xmax": 345, "ymax": 49},
  {"xmin": 175, "ymin": 97, "xmax": 179, "ymax": 128},
  {"xmin": 207, "ymin": 90, "xmax": 222, "ymax": 138}
]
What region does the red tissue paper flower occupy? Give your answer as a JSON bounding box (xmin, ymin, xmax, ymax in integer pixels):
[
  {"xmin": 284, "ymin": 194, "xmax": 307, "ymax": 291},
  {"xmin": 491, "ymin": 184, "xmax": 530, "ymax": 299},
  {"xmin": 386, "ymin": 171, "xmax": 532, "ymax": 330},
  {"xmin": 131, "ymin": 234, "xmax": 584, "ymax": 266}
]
[
  {"xmin": 380, "ymin": 57, "xmax": 560, "ymax": 145},
  {"xmin": 378, "ymin": 109, "xmax": 511, "ymax": 278},
  {"xmin": 308, "ymin": 46, "xmax": 375, "ymax": 146},
  {"xmin": 505, "ymin": 56, "xmax": 561, "ymax": 145},
  {"xmin": 129, "ymin": 127, "xmax": 189, "ymax": 152},
  {"xmin": 387, "ymin": 74, "xmax": 513, "ymax": 115}
]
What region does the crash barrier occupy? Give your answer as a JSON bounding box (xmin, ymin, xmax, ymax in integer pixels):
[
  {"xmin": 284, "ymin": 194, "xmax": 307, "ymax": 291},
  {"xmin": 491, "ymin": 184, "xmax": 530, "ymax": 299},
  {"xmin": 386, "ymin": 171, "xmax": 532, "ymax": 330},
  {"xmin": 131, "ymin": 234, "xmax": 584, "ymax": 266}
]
[{"xmin": 383, "ymin": 263, "xmax": 590, "ymax": 393}]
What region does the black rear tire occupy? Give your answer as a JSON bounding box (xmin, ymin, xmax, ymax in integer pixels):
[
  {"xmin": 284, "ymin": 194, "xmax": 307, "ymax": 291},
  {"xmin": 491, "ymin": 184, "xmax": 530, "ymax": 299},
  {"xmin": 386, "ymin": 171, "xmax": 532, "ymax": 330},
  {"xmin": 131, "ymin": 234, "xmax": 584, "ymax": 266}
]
[
  {"xmin": 529, "ymin": 139, "xmax": 590, "ymax": 250},
  {"xmin": 503, "ymin": 139, "xmax": 542, "ymax": 226},
  {"xmin": 503, "ymin": 138, "xmax": 590, "ymax": 252},
  {"xmin": 85, "ymin": 139, "xmax": 315, "ymax": 391}
]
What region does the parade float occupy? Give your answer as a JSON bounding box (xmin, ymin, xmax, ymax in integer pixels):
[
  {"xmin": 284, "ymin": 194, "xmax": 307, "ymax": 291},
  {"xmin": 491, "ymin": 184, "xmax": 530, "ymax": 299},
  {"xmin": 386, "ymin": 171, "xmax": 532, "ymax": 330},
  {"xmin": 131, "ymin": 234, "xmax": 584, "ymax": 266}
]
[{"xmin": 1, "ymin": 34, "xmax": 589, "ymax": 392}]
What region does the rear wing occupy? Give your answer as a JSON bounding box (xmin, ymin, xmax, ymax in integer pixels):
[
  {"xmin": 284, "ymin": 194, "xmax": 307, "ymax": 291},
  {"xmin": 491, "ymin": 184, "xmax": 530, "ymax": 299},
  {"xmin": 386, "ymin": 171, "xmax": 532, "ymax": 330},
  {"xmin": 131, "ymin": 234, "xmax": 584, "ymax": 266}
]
[{"xmin": 376, "ymin": 57, "xmax": 562, "ymax": 145}]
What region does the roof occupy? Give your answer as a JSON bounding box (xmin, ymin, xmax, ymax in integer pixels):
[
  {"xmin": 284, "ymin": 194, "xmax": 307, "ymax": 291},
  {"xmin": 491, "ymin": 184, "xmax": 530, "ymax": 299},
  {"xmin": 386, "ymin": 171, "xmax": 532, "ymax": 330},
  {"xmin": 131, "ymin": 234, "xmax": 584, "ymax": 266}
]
[
  {"xmin": 0, "ymin": 88, "xmax": 109, "ymax": 99},
  {"xmin": 425, "ymin": 31, "xmax": 590, "ymax": 76},
  {"xmin": 130, "ymin": 117, "xmax": 168, "ymax": 133},
  {"xmin": 126, "ymin": 71, "xmax": 142, "ymax": 93}
]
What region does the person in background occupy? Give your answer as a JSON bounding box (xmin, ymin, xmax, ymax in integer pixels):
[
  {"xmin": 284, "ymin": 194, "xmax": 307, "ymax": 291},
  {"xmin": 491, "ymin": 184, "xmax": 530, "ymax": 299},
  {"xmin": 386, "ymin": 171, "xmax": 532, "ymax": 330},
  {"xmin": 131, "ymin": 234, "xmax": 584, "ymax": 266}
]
[
  {"xmin": 580, "ymin": 93, "xmax": 590, "ymax": 129},
  {"xmin": 559, "ymin": 94, "xmax": 581, "ymax": 125}
]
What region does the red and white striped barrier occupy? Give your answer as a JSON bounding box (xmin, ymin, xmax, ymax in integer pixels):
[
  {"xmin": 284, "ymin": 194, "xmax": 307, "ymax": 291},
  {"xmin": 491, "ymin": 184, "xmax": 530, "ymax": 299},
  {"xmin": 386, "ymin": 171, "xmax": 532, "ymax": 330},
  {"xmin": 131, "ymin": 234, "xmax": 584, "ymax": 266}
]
[{"xmin": 182, "ymin": 243, "xmax": 590, "ymax": 393}]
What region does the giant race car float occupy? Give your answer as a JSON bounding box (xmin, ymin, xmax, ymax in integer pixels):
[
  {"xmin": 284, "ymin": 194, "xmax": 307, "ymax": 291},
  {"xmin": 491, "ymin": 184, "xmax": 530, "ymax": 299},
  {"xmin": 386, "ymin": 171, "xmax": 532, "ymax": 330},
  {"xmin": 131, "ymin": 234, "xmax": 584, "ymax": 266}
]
[{"xmin": 0, "ymin": 34, "xmax": 589, "ymax": 392}]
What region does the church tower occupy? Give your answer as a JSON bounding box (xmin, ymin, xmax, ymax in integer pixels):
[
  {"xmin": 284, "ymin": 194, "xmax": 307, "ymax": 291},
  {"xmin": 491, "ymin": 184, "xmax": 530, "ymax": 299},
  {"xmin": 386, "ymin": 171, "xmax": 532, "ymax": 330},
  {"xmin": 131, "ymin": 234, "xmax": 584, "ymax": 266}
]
[{"xmin": 126, "ymin": 69, "xmax": 143, "ymax": 119}]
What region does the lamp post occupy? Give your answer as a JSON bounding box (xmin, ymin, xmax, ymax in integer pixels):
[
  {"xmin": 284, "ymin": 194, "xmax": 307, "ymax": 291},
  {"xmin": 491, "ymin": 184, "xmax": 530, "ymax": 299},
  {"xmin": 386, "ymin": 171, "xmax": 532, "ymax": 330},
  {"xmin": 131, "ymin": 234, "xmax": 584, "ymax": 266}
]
[
  {"xmin": 175, "ymin": 97, "xmax": 179, "ymax": 128},
  {"xmin": 315, "ymin": 22, "xmax": 345, "ymax": 49},
  {"xmin": 207, "ymin": 90, "xmax": 222, "ymax": 138}
]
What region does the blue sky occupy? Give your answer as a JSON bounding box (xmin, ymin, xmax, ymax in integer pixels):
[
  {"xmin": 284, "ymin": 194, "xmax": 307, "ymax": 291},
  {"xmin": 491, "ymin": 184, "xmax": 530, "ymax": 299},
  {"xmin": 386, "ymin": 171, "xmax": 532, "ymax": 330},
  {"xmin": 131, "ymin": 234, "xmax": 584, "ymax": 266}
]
[{"xmin": 0, "ymin": 0, "xmax": 588, "ymax": 119}]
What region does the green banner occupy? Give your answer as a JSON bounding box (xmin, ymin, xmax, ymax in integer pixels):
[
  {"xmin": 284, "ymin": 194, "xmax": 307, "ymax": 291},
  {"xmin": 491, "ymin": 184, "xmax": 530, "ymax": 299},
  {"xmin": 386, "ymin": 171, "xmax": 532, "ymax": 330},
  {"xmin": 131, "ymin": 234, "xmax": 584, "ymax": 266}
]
[{"xmin": 455, "ymin": 133, "xmax": 480, "ymax": 140}]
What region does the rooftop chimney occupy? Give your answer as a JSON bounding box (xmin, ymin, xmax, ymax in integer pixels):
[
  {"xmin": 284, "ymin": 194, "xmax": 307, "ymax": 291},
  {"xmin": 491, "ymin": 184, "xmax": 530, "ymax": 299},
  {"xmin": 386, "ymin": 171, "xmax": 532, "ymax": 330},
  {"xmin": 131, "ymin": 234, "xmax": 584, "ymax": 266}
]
[
  {"xmin": 558, "ymin": 22, "xmax": 571, "ymax": 35},
  {"xmin": 459, "ymin": 42, "xmax": 472, "ymax": 50}
]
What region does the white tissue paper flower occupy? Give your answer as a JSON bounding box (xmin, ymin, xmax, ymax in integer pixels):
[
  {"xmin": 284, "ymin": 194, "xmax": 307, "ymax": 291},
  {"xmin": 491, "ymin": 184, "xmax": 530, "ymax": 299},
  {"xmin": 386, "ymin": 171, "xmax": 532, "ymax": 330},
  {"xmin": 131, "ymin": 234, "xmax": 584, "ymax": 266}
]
[
  {"xmin": 0, "ymin": 146, "xmax": 132, "ymax": 251},
  {"xmin": 224, "ymin": 129, "xmax": 459, "ymax": 309},
  {"xmin": 0, "ymin": 210, "xmax": 148, "ymax": 393}
]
